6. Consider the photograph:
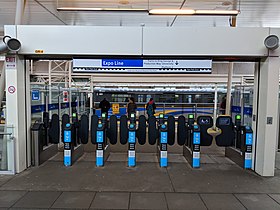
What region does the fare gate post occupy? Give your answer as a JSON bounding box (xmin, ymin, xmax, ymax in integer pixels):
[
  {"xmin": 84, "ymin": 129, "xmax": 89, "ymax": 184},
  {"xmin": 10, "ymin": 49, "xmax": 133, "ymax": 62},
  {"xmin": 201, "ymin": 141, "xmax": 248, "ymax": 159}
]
[
  {"xmin": 244, "ymin": 126, "xmax": 253, "ymax": 169},
  {"xmin": 192, "ymin": 125, "xmax": 201, "ymax": 168},
  {"xmin": 158, "ymin": 114, "xmax": 168, "ymax": 167},
  {"xmin": 64, "ymin": 123, "xmax": 72, "ymax": 166},
  {"xmin": 128, "ymin": 113, "xmax": 136, "ymax": 167}
]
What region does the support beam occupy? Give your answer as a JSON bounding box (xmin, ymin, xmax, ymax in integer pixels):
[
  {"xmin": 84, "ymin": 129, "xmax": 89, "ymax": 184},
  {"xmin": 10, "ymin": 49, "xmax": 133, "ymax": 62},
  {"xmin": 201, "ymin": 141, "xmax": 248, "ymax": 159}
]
[
  {"xmin": 254, "ymin": 57, "xmax": 280, "ymax": 176},
  {"xmin": 226, "ymin": 62, "xmax": 233, "ymax": 115},
  {"xmin": 15, "ymin": 0, "xmax": 26, "ymax": 25},
  {"xmin": 213, "ymin": 83, "xmax": 218, "ymax": 129}
]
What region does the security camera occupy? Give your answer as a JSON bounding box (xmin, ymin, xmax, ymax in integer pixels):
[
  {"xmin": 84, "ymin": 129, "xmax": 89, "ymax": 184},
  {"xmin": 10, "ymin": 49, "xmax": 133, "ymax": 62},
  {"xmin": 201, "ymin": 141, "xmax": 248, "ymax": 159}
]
[
  {"xmin": 264, "ymin": 35, "xmax": 279, "ymax": 50},
  {"xmin": 0, "ymin": 36, "xmax": 21, "ymax": 54}
]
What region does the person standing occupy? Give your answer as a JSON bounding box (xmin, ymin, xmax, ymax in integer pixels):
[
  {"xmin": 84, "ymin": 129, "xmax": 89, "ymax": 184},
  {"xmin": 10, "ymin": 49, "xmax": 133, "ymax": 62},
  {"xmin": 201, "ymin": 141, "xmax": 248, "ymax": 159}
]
[
  {"xmin": 127, "ymin": 97, "xmax": 137, "ymax": 117},
  {"xmin": 220, "ymin": 96, "xmax": 226, "ymax": 115},
  {"xmin": 146, "ymin": 98, "xmax": 156, "ymax": 117},
  {"xmin": 99, "ymin": 98, "xmax": 111, "ymax": 116}
]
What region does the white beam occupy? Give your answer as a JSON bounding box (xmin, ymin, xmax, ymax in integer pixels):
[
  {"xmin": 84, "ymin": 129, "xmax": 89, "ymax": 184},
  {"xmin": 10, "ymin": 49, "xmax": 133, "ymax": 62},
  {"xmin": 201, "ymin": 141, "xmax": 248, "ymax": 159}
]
[
  {"xmin": 254, "ymin": 57, "xmax": 280, "ymax": 176},
  {"xmin": 15, "ymin": 0, "xmax": 26, "ymax": 25},
  {"xmin": 226, "ymin": 62, "xmax": 234, "ymax": 115}
]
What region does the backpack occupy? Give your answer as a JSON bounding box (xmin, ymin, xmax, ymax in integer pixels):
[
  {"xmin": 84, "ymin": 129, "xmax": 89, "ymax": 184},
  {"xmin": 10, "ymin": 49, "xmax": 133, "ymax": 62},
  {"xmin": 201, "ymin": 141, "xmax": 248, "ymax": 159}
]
[{"xmin": 147, "ymin": 103, "xmax": 153, "ymax": 116}]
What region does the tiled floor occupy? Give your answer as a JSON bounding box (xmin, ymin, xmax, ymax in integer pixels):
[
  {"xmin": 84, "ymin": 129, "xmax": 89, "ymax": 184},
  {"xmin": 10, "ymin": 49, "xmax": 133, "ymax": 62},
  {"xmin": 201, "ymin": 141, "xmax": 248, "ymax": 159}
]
[
  {"xmin": 1, "ymin": 191, "xmax": 280, "ymax": 209},
  {"xmin": 0, "ymin": 151, "xmax": 280, "ymax": 209}
]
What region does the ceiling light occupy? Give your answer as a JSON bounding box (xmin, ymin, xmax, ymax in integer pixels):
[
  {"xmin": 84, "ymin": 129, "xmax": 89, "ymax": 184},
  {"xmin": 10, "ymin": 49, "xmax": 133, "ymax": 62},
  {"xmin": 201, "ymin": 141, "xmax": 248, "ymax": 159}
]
[
  {"xmin": 148, "ymin": 9, "xmax": 239, "ymax": 16},
  {"xmin": 195, "ymin": 9, "xmax": 239, "ymax": 15},
  {"xmin": 149, "ymin": 9, "xmax": 195, "ymax": 15},
  {"xmin": 57, "ymin": 7, "xmax": 147, "ymax": 12}
]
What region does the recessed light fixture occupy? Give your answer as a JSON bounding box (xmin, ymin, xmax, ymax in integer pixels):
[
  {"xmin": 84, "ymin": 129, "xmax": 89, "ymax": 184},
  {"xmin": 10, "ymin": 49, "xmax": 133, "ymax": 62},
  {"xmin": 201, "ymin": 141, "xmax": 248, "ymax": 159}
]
[
  {"xmin": 149, "ymin": 9, "xmax": 239, "ymax": 16},
  {"xmin": 149, "ymin": 9, "xmax": 195, "ymax": 15},
  {"xmin": 57, "ymin": 7, "xmax": 147, "ymax": 12},
  {"xmin": 195, "ymin": 9, "xmax": 239, "ymax": 15},
  {"xmin": 57, "ymin": 7, "xmax": 240, "ymax": 16}
]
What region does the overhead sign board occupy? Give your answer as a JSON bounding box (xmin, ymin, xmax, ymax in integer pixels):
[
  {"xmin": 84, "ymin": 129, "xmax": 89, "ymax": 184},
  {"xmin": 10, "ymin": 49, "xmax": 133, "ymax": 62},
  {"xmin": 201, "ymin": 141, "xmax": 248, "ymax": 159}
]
[{"xmin": 73, "ymin": 59, "xmax": 212, "ymax": 74}]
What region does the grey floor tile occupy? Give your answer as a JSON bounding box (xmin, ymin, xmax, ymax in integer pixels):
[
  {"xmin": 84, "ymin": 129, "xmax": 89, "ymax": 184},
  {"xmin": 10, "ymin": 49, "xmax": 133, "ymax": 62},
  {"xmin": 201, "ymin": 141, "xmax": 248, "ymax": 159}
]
[
  {"xmin": 1, "ymin": 162, "xmax": 173, "ymax": 192},
  {"xmin": 165, "ymin": 193, "xmax": 206, "ymax": 210},
  {"xmin": 200, "ymin": 194, "xmax": 246, "ymax": 210},
  {"xmin": 51, "ymin": 191, "xmax": 95, "ymax": 209},
  {"xmin": 0, "ymin": 175, "xmax": 14, "ymax": 187},
  {"xmin": 90, "ymin": 192, "xmax": 129, "ymax": 209},
  {"xmin": 235, "ymin": 194, "xmax": 280, "ymax": 210},
  {"xmin": 107, "ymin": 153, "xmax": 127, "ymax": 162},
  {"xmin": 167, "ymin": 162, "xmax": 280, "ymax": 193},
  {"xmin": 130, "ymin": 193, "xmax": 167, "ymax": 210},
  {"xmin": 13, "ymin": 191, "xmax": 61, "ymax": 208},
  {"xmin": 0, "ymin": 190, "xmax": 26, "ymax": 207},
  {"xmin": 168, "ymin": 154, "xmax": 187, "ymax": 163},
  {"xmin": 209, "ymin": 155, "xmax": 235, "ymax": 164},
  {"xmin": 200, "ymin": 154, "xmax": 216, "ymax": 164},
  {"xmin": 269, "ymin": 194, "xmax": 280, "ymax": 204}
]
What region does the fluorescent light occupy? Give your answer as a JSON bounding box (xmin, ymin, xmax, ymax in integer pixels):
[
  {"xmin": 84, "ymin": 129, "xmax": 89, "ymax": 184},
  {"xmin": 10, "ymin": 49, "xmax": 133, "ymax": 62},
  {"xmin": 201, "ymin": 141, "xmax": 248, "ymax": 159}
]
[
  {"xmin": 149, "ymin": 9, "xmax": 195, "ymax": 15},
  {"xmin": 148, "ymin": 9, "xmax": 239, "ymax": 16},
  {"xmin": 195, "ymin": 10, "xmax": 240, "ymax": 15},
  {"xmin": 57, "ymin": 7, "xmax": 148, "ymax": 12},
  {"xmin": 57, "ymin": 7, "xmax": 240, "ymax": 16}
]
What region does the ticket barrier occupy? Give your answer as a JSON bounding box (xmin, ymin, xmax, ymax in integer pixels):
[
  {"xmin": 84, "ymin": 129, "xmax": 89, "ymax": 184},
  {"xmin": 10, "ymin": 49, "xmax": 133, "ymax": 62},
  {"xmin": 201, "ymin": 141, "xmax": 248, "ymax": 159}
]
[
  {"xmin": 148, "ymin": 114, "xmax": 175, "ymax": 167},
  {"xmin": 178, "ymin": 114, "xmax": 201, "ymax": 168},
  {"xmin": 91, "ymin": 113, "xmax": 117, "ymax": 167},
  {"xmin": 225, "ymin": 115, "xmax": 253, "ymax": 169},
  {"xmin": 120, "ymin": 113, "xmax": 146, "ymax": 167},
  {"xmin": 31, "ymin": 112, "xmax": 59, "ymax": 166},
  {"xmin": 62, "ymin": 113, "xmax": 87, "ymax": 167}
]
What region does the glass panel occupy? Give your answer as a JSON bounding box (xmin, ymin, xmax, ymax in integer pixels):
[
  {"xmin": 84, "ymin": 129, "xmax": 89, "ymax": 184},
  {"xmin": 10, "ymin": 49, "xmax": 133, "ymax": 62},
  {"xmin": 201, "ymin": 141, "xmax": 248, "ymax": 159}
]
[{"xmin": 0, "ymin": 124, "xmax": 14, "ymax": 171}]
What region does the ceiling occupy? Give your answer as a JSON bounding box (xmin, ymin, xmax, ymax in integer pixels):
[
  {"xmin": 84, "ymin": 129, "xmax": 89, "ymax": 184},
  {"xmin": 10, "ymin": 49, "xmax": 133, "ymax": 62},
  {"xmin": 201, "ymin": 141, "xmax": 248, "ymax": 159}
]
[{"xmin": 1, "ymin": 0, "xmax": 280, "ymax": 34}]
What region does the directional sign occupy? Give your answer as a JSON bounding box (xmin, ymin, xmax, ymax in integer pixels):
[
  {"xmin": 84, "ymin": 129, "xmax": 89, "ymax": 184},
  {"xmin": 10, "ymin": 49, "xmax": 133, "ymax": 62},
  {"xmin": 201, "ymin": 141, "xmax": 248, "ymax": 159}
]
[
  {"xmin": 31, "ymin": 90, "xmax": 40, "ymax": 101},
  {"xmin": 73, "ymin": 59, "xmax": 212, "ymax": 74}
]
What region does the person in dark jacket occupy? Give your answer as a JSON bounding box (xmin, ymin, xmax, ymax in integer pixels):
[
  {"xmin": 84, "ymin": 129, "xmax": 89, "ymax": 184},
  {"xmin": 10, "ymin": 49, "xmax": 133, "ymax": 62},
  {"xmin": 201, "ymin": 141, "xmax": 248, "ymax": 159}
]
[
  {"xmin": 127, "ymin": 97, "xmax": 137, "ymax": 117},
  {"xmin": 220, "ymin": 96, "xmax": 226, "ymax": 115},
  {"xmin": 99, "ymin": 98, "xmax": 111, "ymax": 116},
  {"xmin": 146, "ymin": 98, "xmax": 156, "ymax": 117}
]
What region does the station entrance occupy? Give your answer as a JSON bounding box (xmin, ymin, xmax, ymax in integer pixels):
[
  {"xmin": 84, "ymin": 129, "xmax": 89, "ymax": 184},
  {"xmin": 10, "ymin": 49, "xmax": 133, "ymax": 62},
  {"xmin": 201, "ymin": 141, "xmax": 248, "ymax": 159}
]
[
  {"xmin": 27, "ymin": 58, "xmax": 255, "ymax": 172},
  {"xmin": 1, "ymin": 26, "xmax": 280, "ymax": 178}
]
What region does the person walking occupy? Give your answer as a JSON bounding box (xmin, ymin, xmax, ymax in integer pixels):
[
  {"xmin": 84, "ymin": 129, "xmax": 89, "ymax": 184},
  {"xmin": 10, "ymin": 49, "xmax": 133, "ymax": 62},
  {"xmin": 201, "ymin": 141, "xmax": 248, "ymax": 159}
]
[
  {"xmin": 146, "ymin": 98, "xmax": 156, "ymax": 117},
  {"xmin": 127, "ymin": 97, "xmax": 137, "ymax": 117},
  {"xmin": 99, "ymin": 98, "xmax": 111, "ymax": 117}
]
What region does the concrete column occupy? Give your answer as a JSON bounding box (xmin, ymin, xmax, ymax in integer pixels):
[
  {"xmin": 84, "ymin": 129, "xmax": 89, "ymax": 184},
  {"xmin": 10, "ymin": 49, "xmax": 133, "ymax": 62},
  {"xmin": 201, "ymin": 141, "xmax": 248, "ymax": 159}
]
[
  {"xmin": 253, "ymin": 57, "xmax": 280, "ymax": 176},
  {"xmin": 226, "ymin": 62, "xmax": 233, "ymax": 115},
  {"xmin": 5, "ymin": 54, "xmax": 27, "ymax": 173}
]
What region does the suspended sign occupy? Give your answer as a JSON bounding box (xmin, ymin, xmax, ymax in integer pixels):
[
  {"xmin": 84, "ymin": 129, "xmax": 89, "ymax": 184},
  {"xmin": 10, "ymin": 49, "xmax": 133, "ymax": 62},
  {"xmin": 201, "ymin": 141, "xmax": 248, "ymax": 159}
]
[{"xmin": 73, "ymin": 59, "xmax": 212, "ymax": 74}]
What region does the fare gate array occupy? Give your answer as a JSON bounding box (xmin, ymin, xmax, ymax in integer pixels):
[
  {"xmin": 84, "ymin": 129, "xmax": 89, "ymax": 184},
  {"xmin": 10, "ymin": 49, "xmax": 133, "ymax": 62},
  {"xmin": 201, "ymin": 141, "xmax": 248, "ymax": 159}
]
[{"xmin": 31, "ymin": 112, "xmax": 253, "ymax": 170}]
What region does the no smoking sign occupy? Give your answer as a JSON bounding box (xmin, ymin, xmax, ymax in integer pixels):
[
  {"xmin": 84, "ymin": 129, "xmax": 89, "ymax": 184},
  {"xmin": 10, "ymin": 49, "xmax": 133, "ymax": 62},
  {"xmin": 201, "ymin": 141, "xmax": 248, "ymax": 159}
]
[{"xmin": 8, "ymin": 86, "xmax": 16, "ymax": 94}]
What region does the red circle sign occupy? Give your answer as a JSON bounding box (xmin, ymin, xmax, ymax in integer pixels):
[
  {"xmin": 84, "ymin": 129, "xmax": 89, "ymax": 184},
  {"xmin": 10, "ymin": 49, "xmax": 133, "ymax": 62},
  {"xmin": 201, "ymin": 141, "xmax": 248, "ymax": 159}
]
[{"xmin": 8, "ymin": 86, "xmax": 16, "ymax": 94}]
